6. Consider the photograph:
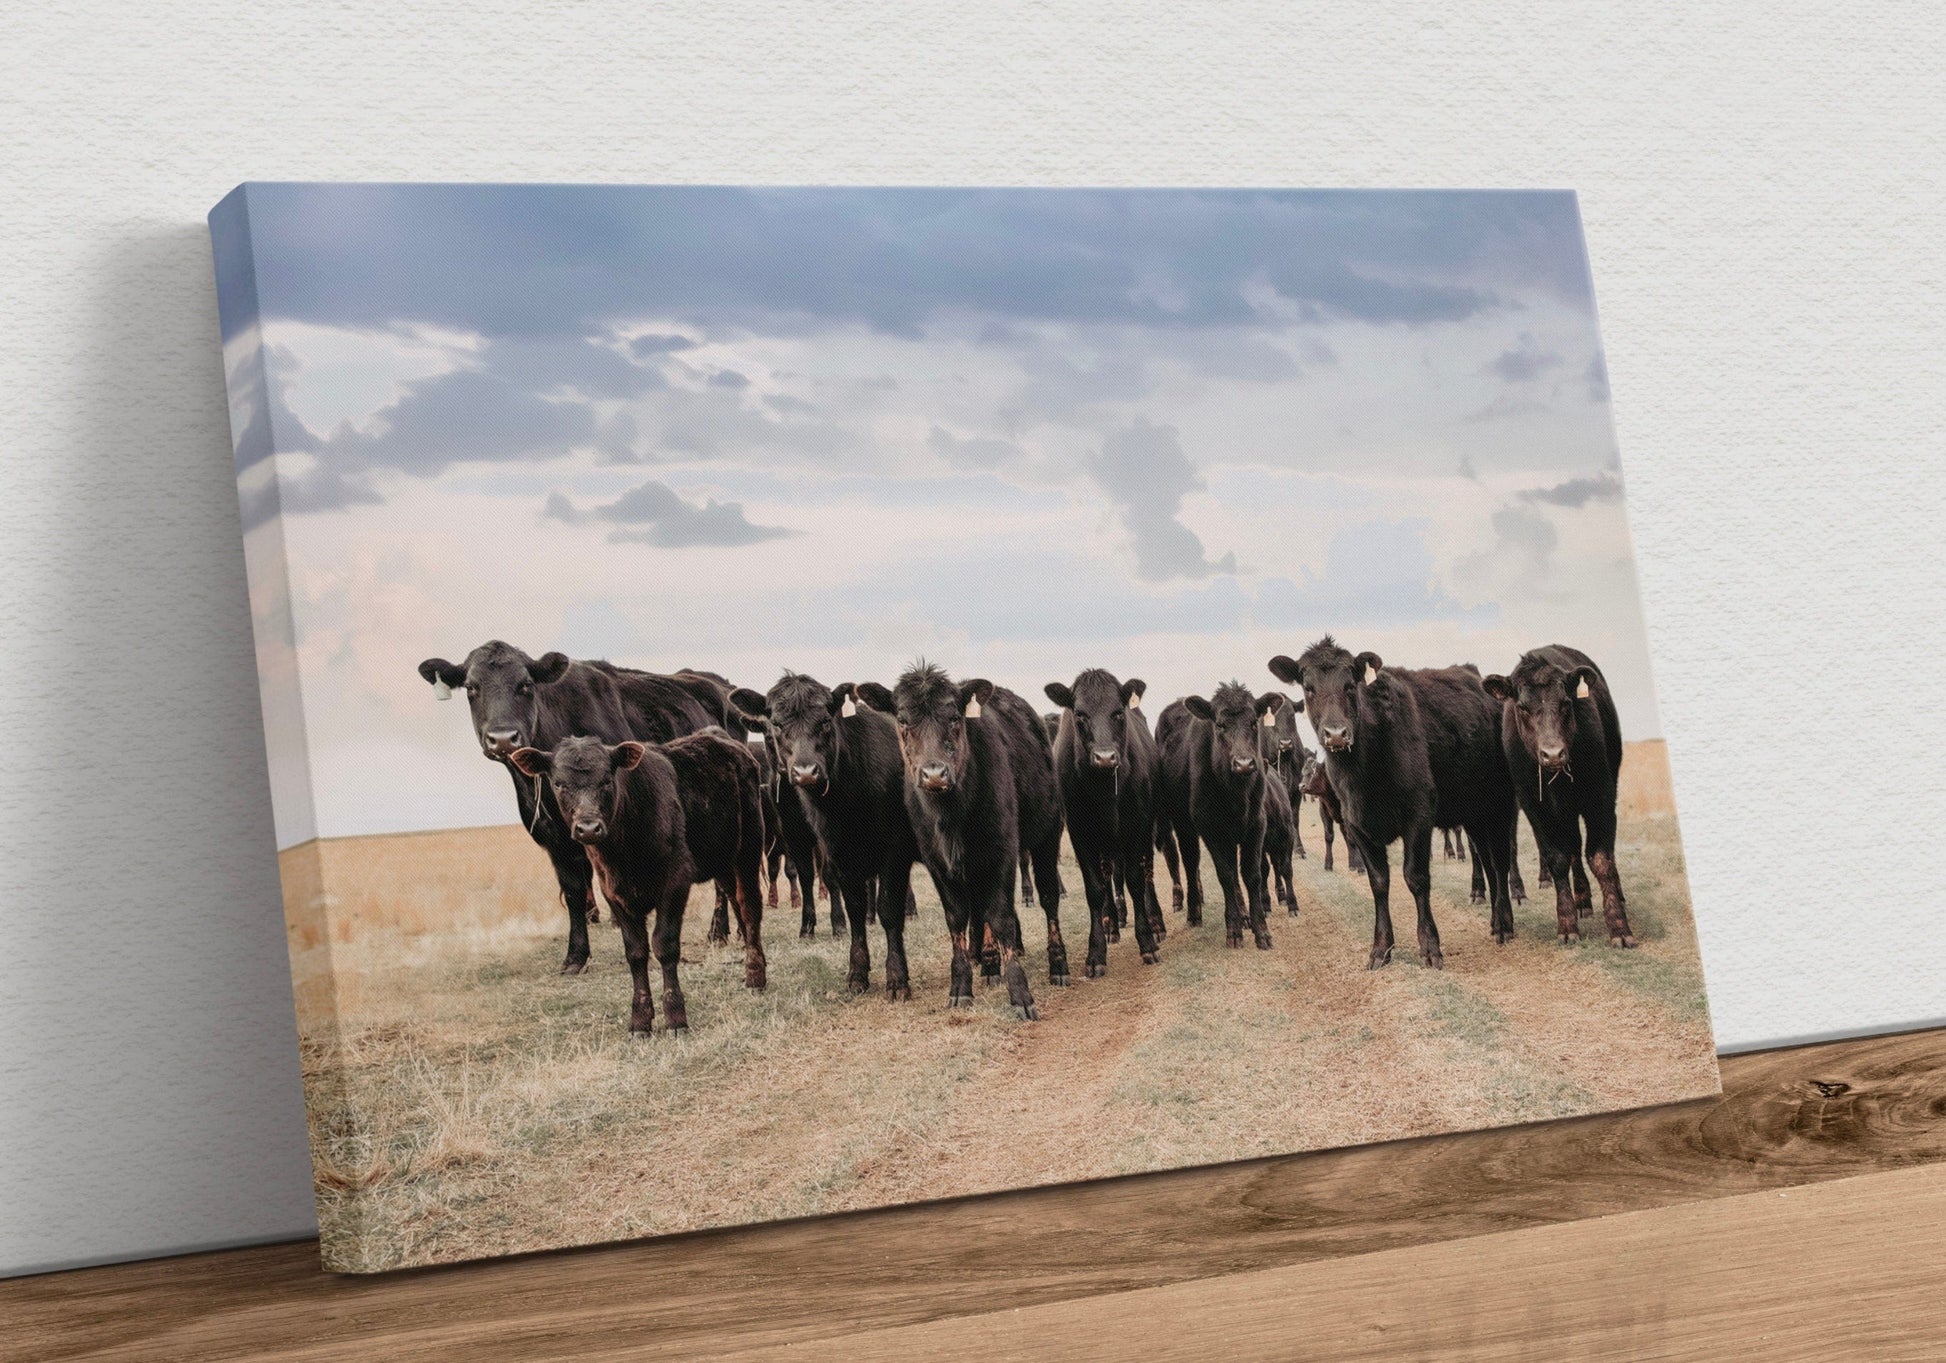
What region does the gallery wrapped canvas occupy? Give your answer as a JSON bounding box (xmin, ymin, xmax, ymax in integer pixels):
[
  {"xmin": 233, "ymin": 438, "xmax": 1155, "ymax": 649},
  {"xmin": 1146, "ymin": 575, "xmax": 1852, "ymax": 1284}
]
[{"xmin": 210, "ymin": 184, "xmax": 1718, "ymax": 1272}]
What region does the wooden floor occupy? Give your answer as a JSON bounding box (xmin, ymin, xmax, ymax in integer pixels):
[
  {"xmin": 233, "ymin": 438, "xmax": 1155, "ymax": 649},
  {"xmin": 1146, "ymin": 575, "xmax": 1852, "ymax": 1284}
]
[{"xmin": 9, "ymin": 1027, "xmax": 1946, "ymax": 1360}]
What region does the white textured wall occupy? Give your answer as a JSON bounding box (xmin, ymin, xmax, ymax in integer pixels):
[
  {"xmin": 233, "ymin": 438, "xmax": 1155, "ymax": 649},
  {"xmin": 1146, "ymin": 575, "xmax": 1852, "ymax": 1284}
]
[{"xmin": 3, "ymin": 1, "xmax": 1940, "ymax": 1277}]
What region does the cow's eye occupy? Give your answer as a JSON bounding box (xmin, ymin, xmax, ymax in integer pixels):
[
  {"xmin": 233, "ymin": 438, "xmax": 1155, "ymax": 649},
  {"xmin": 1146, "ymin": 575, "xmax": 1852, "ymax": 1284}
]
[
  {"xmin": 1112, "ymin": 710, "xmax": 1125, "ymax": 723},
  {"xmin": 516, "ymin": 682, "xmax": 533, "ymax": 696}
]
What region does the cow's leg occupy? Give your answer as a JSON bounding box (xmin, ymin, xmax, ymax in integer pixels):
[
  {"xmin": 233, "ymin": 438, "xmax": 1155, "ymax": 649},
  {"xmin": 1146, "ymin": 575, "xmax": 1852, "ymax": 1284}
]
[
  {"xmin": 616, "ymin": 903, "xmax": 655, "ymax": 1034},
  {"xmin": 1292, "ymin": 793, "xmax": 1307, "ymax": 859},
  {"xmin": 1122, "ymin": 825, "xmax": 1160, "ymax": 966},
  {"xmin": 1156, "ymin": 823, "xmax": 1185, "ymax": 914},
  {"xmin": 1585, "ymin": 808, "xmax": 1636, "ymax": 947},
  {"xmin": 1102, "ymin": 856, "xmax": 1123, "ymax": 943},
  {"xmin": 906, "ymin": 884, "xmax": 918, "ymax": 919},
  {"xmin": 1506, "ymin": 823, "xmax": 1527, "ymax": 903},
  {"xmin": 708, "ymin": 883, "xmax": 733, "ymax": 946},
  {"xmin": 1538, "ymin": 818, "xmax": 1580, "ymax": 944},
  {"xmin": 1142, "ymin": 840, "xmax": 1167, "ymax": 945},
  {"xmin": 653, "ymin": 883, "xmax": 689, "ymax": 1034},
  {"xmin": 788, "ymin": 822, "xmax": 817, "ymax": 936},
  {"xmin": 1466, "ymin": 837, "xmax": 1486, "ymax": 904},
  {"xmin": 1321, "ymin": 807, "xmax": 1336, "ymax": 871},
  {"xmin": 1277, "ymin": 842, "xmax": 1297, "ymax": 917},
  {"xmin": 1032, "ymin": 837, "xmax": 1070, "ymax": 985},
  {"xmin": 1570, "ymin": 852, "xmax": 1593, "ymax": 919},
  {"xmin": 1020, "ymin": 863, "xmax": 1037, "ymax": 910},
  {"xmin": 1111, "ymin": 858, "xmax": 1129, "ymax": 934},
  {"xmin": 1355, "ymin": 831, "xmax": 1395, "ymax": 969},
  {"xmin": 1243, "ymin": 824, "xmax": 1273, "ymax": 950},
  {"xmin": 877, "ymin": 857, "xmax": 915, "ymax": 1000},
  {"xmin": 1077, "ymin": 845, "xmax": 1112, "ymax": 978},
  {"xmin": 550, "ymin": 843, "xmax": 598, "ymax": 975},
  {"xmin": 979, "ymin": 921, "xmax": 1001, "ymax": 980},
  {"xmin": 824, "ymin": 857, "xmax": 845, "ymax": 936},
  {"xmin": 1206, "ymin": 830, "xmax": 1245, "ymax": 948},
  {"xmin": 841, "ymin": 871, "xmax": 875, "ymax": 994},
  {"xmin": 1402, "ymin": 825, "xmax": 1442, "ymax": 969},
  {"xmin": 1475, "ymin": 820, "xmax": 1516, "ymax": 945},
  {"xmin": 766, "ymin": 837, "xmax": 783, "ymax": 911},
  {"xmin": 1441, "ymin": 828, "xmax": 1455, "ymax": 861},
  {"xmin": 1348, "ymin": 832, "xmax": 1367, "ymax": 875},
  {"xmin": 935, "ymin": 877, "xmax": 974, "ymax": 1009},
  {"xmin": 736, "ymin": 821, "xmax": 766, "ymax": 992},
  {"xmin": 1178, "ymin": 818, "xmax": 1206, "ymax": 926},
  {"xmin": 988, "ymin": 871, "xmax": 1038, "ymax": 1021}
]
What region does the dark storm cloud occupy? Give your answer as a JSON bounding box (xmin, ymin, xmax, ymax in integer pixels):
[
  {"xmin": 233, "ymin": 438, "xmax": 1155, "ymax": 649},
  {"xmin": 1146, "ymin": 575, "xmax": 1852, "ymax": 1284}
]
[
  {"xmin": 542, "ymin": 479, "xmax": 796, "ymax": 548},
  {"xmin": 1086, "ymin": 421, "xmax": 1236, "ymax": 582},
  {"xmin": 225, "ymin": 184, "xmax": 1592, "ymax": 344},
  {"xmin": 1518, "ymin": 470, "xmax": 1623, "ymax": 508},
  {"xmin": 329, "ymin": 368, "xmax": 597, "ymax": 474}
]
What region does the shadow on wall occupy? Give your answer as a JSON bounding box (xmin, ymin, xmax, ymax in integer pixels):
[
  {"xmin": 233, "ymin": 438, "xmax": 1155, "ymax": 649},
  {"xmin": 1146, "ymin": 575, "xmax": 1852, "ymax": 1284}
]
[{"xmin": 2, "ymin": 225, "xmax": 316, "ymax": 1277}]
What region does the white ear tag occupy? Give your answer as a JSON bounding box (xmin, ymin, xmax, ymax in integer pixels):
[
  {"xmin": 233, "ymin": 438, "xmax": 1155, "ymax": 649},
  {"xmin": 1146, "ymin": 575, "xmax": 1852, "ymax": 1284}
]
[
  {"xmin": 1577, "ymin": 679, "xmax": 1591, "ymax": 699},
  {"xmin": 966, "ymin": 698, "xmax": 983, "ymax": 719},
  {"xmin": 841, "ymin": 697, "xmax": 856, "ymax": 717},
  {"xmin": 433, "ymin": 679, "xmax": 453, "ymax": 701},
  {"xmin": 1262, "ymin": 710, "xmax": 1276, "ymax": 728},
  {"xmin": 1128, "ymin": 692, "xmax": 1141, "ymax": 710}
]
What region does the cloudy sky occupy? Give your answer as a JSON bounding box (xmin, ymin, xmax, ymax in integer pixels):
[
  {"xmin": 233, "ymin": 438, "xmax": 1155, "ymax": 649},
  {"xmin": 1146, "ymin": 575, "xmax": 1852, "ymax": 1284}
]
[{"xmin": 214, "ymin": 185, "xmax": 1660, "ymax": 847}]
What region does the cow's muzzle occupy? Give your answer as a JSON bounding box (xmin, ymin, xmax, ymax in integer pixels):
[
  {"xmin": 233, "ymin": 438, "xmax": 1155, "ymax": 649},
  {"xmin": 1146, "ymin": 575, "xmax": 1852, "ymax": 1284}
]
[
  {"xmin": 1090, "ymin": 748, "xmax": 1120, "ymax": 771},
  {"xmin": 791, "ymin": 762, "xmax": 825, "ymax": 789},
  {"xmin": 485, "ymin": 728, "xmax": 523, "ymax": 757},
  {"xmin": 571, "ymin": 818, "xmax": 606, "ymax": 843},
  {"xmin": 1320, "ymin": 725, "xmax": 1352, "ymax": 753},
  {"xmin": 1230, "ymin": 754, "xmax": 1257, "ymax": 775},
  {"xmin": 918, "ymin": 762, "xmax": 954, "ymax": 793}
]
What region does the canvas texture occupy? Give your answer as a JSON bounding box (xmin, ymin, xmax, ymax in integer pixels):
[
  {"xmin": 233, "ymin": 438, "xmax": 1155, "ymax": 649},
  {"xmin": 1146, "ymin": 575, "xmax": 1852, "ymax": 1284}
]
[{"xmin": 210, "ymin": 183, "xmax": 1719, "ymax": 1273}]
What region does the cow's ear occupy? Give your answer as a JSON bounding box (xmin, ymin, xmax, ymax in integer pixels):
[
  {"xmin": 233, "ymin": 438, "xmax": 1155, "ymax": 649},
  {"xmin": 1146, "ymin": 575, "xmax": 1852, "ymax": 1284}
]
[
  {"xmin": 1288, "ymin": 697, "xmax": 1304, "ymax": 714},
  {"xmin": 530, "ymin": 652, "xmax": 572, "ymax": 684},
  {"xmin": 1482, "ymin": 674, "xmax": 1513, "ymax": 702},
  {"xmin": 1354, "ymin": 651, "xmax": 1384, "ymax": 681},
  {"xmin": 733, "ymin": 707, "xmax": 769, "ymax": 734},
  {"xmin": 1044, "ymin": 681, "xmax": 1076, "ymax": 710},
  {"xmin": 957, "ymin": 678, "xmax": 994, "ymax": 715},
  {"xmin": 1184, "ymin": 695, "xmax": 1213, "ymax": 722},
  {"xmin": 1121, "ymin": 678, "xmax": 1147, "ymax": 707},
  {"xmin": 508, "ymin": 746, "xmax": 550, "ymax": 778},
  {"xmin": 610, "ymin": 741, "xmax": 647, "ymax": 772},
  {"xmin": 827, "ymin": 682, "xmax": 855, "ymax": 716},
  {"xmin": 1267, "ymin": 654, "xmax": 1301, "ymax": 686},
  {"xmin": 853, "ymin": 682, "xmax": 896, "ymax": 714},
  {"xmin": 730, "ymin": 687, "xmax": 770, "ymax": 718},
  {"xmin": 419, "ymin": 658, "xmax": 466, "ymax": 692},
  {"xmin": 1255, "ymin": 692, "xmax": 1285, "ymax": 717},
  {"xmin": 1569, "ymin": 666, "xmax": 1597, "ymax": 700}
]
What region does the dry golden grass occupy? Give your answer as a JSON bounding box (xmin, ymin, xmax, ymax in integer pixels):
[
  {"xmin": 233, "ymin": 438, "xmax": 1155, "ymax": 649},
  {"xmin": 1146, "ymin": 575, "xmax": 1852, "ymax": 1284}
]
[{"xmin": 280, "ymin": 743, "xmax": 1716, "ymax": 1273}]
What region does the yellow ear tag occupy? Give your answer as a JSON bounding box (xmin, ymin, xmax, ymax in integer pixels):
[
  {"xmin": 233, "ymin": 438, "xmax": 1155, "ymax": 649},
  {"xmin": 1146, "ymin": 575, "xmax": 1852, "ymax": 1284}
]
[
  {"xmin": 433, "ymin": 679, "xmax": 453, "ymax": 701},
  {"xmin": 966, "ymin": 698, "xmax": 983, "ymax": 719}
]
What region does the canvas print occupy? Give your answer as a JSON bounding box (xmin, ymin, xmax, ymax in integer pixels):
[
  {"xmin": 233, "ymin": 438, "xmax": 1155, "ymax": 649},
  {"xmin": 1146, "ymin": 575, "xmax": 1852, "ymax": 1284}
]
[{"xmin": 210, "ymin": 184, "xmax": 1719, "ymax": 1273}]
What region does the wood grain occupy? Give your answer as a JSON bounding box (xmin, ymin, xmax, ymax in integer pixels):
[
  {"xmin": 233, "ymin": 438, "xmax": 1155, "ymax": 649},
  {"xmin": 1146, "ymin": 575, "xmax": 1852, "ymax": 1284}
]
[{"xmin": 8, "ymin": 1027, "xmax": 1946, "ymax": 1361}]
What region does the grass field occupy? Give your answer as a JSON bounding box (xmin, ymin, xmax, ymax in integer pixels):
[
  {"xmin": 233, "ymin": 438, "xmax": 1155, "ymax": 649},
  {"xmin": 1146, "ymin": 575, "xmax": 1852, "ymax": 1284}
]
[{"xmin": 282, "ymin": 741, "xmax": 1717, "ymax": 1272}]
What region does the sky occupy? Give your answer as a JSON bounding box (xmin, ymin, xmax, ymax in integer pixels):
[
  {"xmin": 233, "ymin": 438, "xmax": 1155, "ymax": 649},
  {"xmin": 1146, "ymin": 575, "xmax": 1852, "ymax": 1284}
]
[{"xmin": 214, "ymin": 185, "xmax": 1662, "ymax": 847}]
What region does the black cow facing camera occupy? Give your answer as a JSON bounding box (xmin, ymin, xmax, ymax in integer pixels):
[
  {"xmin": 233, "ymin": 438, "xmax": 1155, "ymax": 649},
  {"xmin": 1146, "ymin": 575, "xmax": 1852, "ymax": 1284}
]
[
  {"xmin": 1269, "ymin": 637, "xmax": 1517, "ymax": 970},
  {"xmin": 1483, "ymin": 646, "xmax": 1636, "ymax": 948},
  {"xmin": 416, "ymin": 641, "xmax": 721, "ymax": 974},
  {"xmin": 1155, "ymin": 682, "xmax": 1288, "ymax": 950},
  {"xmin": 509, "ymin": 730, "xmax": 767, "ymax": 1035},
  {"xmin": 855, "ymin": 663, "xmax": 1066, "ymax": 1021}
]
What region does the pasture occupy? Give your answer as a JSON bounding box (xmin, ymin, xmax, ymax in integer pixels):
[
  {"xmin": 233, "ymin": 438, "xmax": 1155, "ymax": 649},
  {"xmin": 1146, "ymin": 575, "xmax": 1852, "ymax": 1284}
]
[{"xmin": 283, "ymin": 741, "xmax": 1715, "ymax": 1272}]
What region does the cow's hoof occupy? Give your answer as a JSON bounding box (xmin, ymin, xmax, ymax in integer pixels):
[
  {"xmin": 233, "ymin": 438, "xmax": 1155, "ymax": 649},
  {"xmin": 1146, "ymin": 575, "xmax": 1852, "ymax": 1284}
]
[
  {"xmin": 888, "ymin": 985, "xmax": 911, "ymax": 1002},
  {"xmin": 1367, "ymin": 947, "xmax": 1392, "ymax": 970},
  {"xmin": 1492, "ymin": 930, "xmax": 1514, "ymax": 946},
  {"xmin": 1421, "ymin": 950, "xmax": 1445, "ymax": 970},
  {"xmin": 1511, "ymin": 890, "xmax": 1527, "ymax": 905},
  {"xmin": 1087, "ymin": 962, "xmax": 1107, "ymax": 979},
  {"xmin": 847, "ymin": 977, "xmax": 870, "ymax": 996},
  {"xmin": 1049, "ymin": 973, "xmax": 1072, "ymax": 987},
  {"xmin": 947, "ymin": 994, "xmax": 974, "ymax": 1009},
  {"xmin": 1011, "ymin": 1004, "xmax": 1039, "ymax": 1022},
  {"xmin": 1468, "ymin": 893, "xmax": 1484, "ymax": 905},
  {"xmin": 745, "ymin": 976, "xmax": 767, "ymax": 992},
  {"xmin": 1578, "ymin": 905, "xmax": 1595, "ymax": 920},
  {"xmin": 1287, "ymin": 906, "xmax": 1300, "ymax": 917},
  {"xmin": 1558, "ymin": 930, "xmax": 1581, "ymax": 946},
  {"xmin": 1254, "ymin": 933, "xmax": 1274, "ymax": 951},
  {"xmin": 799, "ymin": 927, "xmax": 815, "ymax": 940},
  {"xmin": 1609, "ymin": 934, "xmax": 1637, "ymax": 949},
  {"xmin": 561, "ymin": 958, "xmax": 590, "ymax": 976},
  {"xmin": 1140, "ymin": 951, "xmax": 1159, "ymax": 965},
  {"xmin": 665, "ymin": 1023, "xmax": 689, "ymax": 1037}
]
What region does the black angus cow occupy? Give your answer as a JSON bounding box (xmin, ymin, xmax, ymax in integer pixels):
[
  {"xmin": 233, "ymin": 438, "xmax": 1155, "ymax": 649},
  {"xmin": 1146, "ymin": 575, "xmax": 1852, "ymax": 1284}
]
[
  {"xmin": 742, "ymin": 718, "xmax": 833, "ymax": 938},
  {"xmin": 1483, "ymin": 646, "xmax": 1637, "ymax": 948},
  {"xmin": 1044, "ymin": 669, "xmax": 1162, "ymax": 977},
  {"xmin": 1458, "ymin": 827, "xmax": 1529, "ymax": 905},
  {"xmin": 1155, "ymin": 683, "xmax": 1287, "ymax": 950},
  {"xmin": 1269, "ymin": 638, "xmax": 1517, "ymax": 968},
  {"xmin": 744, "ymin": 739, "xmax": 804, "ymax": 912},
  {"xmin": 1297, "ymin": 751, "xmax": 1365, "ymax": 875},
  {"xmin": 1258, "ymin": 701, "xmax": 1308, "ymax": 860},
  {"xmin": 509, "ymin": 730, "xmax": 766, "ymax": 1033},
  {"xmin": 1261, "ymin": 767, "xmax": 1299, "ymax": 915},
  {"xmin": 1042, "ymin": 712, "xmax": 1062, "ymax": 743},
  {"xmin": 733, "ymin": 673, "xmax": 921, "ymax": 998},
  {"xmin": 417, "ymin": 641, "xmax": 720, "ymax": 974},
  {"xmin": 857, "ymin": 665, "xmax": 1066, "ymax": 1020}
]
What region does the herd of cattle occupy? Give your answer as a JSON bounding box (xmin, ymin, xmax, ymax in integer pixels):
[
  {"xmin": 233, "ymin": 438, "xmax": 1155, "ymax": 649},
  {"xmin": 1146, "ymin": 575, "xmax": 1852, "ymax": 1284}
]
[{"xmin": 416, "ymin": 638, "xmax": 1638, "ymax": 1035}]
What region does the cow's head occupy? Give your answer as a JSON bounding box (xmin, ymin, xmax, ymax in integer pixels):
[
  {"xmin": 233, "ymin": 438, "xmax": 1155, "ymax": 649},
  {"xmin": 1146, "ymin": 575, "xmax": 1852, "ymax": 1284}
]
[
  {"xmin": 418, "ymin": 641, "xmax": 572, "ymax": 759},
  {"xmin": 856, "ymin": 662, "xmax": 988, "ymax": 796},
  {"xmin": 508, "ymin": 736, "xmax": 643, "ymax": 844},
  {"xmin": 1483, "ymin": 653, "xmax": 1594, "ymax": 775},
  {"xmin": 733, "ymin": 672, "xmax": 851, "ymax": 795},
  {"xmin": 1297, "ymin": 750, "xmax": 1331, "ymax": 802},
  {"xmin": 1258, "ymin": 693, "xmax": 1303, "ymax": 763},
  {"xmin": 1184, "ymin": 682, "xmax": 1283, "ymax": 778},
  {"xmin": 1045, "ymin": 669, "xmax": 1144, "ymax": 774},
  {"xmin": 1269, "ymin": 636, "xmax": 1380, "ymax": 754}
]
